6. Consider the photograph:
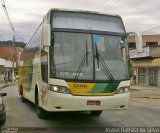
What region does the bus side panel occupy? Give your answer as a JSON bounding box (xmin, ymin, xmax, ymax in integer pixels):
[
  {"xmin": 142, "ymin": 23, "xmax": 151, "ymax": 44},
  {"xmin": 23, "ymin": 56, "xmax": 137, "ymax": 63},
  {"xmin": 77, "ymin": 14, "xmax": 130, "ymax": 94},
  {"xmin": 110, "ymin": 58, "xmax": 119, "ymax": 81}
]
[
  {"xmin": 31, "ymin": 51, "xmax": 42, "ymax": 103},
  {"xmin": 19, "ymin": 25, "xmax": 42, "ymax": 103}
]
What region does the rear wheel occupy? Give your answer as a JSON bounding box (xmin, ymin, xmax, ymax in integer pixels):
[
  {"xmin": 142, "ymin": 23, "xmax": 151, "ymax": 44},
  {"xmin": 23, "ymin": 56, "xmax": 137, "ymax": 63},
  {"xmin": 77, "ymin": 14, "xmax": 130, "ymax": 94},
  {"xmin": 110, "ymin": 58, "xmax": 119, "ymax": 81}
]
[
  {"xmin": 90, "ymin": 111, "xmax": 102, "ymax": 116},
  {"xmin": 35, "ymin": 91, "xmax": 47, "ymax": 119}
]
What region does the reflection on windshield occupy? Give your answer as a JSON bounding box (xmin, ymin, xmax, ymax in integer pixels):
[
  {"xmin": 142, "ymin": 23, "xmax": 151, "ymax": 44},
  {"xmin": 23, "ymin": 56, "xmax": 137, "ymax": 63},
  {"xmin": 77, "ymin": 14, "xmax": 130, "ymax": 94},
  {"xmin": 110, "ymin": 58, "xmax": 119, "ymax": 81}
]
[
  {"xmin": 50, "ymin": 32, "xmax": 129, "ymax": 81},
  {"xmin": 74, "ymin": 41, "xmax": 89, "ymax": 80},
  {"xmin": 50, "ymin": 32, "xmax": 93, "ymax": 80}
]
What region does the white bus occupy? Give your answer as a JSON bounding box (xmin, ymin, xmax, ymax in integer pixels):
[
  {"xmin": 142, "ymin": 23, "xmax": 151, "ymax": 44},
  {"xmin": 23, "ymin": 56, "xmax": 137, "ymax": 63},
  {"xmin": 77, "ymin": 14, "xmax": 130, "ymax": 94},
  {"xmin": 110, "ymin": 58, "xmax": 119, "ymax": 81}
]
[{"xmin": 18, "ymin": 8, "xmax": 141, "ymax": 118}]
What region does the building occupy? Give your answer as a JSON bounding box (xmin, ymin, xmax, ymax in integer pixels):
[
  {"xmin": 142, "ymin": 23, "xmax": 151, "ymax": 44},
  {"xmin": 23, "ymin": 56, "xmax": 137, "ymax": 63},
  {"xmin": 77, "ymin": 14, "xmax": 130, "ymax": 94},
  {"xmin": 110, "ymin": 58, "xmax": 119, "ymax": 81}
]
[
  {"xmin": 0, "ymin": 41, "xmax": 25, "ymax": 82},
  {"xmin": 0, "ymin": 58, "xmax": 16, "ymax": 82},
  {"xmin": 128, "ymin": 34, "xmax": 160, "ymax": 87},
  {"xmin": 0, "ymin": 58, "xmax": 5, "ymax": 82}
]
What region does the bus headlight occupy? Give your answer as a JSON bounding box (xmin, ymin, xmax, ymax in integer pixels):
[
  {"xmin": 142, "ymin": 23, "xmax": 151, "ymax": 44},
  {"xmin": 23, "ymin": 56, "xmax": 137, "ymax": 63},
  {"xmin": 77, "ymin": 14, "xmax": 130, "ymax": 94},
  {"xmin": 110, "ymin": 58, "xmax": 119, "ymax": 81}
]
[
  {"xmin": 50, "ymin": 85, "xmax": 71, "ymax": 94},
  {"xmin": 115, "ymin": 87, "xmax": 130, "ymax": 94}
]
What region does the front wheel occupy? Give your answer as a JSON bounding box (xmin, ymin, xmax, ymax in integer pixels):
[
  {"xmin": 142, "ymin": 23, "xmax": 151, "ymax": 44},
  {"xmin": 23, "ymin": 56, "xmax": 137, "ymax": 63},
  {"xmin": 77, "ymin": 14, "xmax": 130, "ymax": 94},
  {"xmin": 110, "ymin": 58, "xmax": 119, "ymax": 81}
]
[
  {"xmin": 90, "ymin": 111, "xmax": 102, "ymax": 116},
  {"xmin": 35, "ymin": 93, "xmax": 47, "ymax": 119}
]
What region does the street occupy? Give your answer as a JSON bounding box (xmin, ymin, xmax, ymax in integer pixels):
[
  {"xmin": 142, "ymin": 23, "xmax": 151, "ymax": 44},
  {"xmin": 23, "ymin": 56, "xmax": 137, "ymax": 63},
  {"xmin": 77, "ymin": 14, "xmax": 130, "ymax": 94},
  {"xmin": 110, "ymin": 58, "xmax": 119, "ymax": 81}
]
[{"xmin": 0, "ymin": 85, "xmax": 160, "ymax": 133}]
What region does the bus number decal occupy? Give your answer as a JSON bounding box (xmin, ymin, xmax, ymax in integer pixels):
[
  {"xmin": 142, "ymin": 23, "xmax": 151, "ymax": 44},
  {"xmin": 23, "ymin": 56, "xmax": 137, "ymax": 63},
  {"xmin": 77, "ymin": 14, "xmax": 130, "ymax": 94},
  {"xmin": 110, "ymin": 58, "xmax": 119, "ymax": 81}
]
[{"xmin": 73, "ymin": 84, "xmax": 88, "ymax": 88}]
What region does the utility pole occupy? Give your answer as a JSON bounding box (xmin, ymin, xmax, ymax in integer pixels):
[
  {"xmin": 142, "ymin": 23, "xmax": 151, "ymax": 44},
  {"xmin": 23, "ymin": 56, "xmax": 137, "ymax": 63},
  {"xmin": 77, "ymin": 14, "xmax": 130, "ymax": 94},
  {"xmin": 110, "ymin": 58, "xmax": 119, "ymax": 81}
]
[
  {"xmin": 1, "ymin": 0, "xmax": 16, "ymax": 83},
  {"xmin": 12, "ymin": 31, "xmax": 15, "ymax": 83}
]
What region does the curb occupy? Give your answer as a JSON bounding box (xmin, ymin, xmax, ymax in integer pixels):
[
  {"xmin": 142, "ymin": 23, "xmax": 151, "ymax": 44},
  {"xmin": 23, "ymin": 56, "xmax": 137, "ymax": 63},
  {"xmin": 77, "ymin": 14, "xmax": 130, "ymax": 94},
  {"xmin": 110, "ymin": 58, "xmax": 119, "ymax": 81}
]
[{"xmin": 0, "ymin": 83, "xmax": 17, "ymax": 90}]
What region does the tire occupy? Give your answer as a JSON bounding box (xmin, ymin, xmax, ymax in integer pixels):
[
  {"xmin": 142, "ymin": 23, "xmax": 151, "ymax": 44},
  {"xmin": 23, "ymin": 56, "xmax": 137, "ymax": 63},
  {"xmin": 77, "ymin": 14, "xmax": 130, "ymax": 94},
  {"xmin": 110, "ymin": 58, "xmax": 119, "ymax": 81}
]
[
  {"xmin": 90, "ymin": 111, "xmax": 102, "ymax": 116},
  {"xmin": 35, "ymin": 92, "xmax": 47, "ymax": 119}
]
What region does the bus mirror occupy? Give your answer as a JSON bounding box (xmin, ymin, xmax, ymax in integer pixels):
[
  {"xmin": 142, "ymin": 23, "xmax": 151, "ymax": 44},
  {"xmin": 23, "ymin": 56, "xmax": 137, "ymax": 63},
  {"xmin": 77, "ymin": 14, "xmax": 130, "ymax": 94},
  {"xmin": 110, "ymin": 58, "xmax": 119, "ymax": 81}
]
[
  {"xmin": 128, "ymin": 32, "xmax": 142, "ymax": 53},
  {"xmin": 42, "ymin": 24, "xmax": 51, "ymax": 47}
]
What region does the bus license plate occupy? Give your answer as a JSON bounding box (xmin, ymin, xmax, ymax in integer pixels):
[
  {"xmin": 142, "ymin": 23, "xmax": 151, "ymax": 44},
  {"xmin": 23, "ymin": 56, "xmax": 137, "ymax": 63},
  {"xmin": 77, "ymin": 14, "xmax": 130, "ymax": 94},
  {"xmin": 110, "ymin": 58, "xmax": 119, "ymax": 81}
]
[{"xmin": 87, "ymin": 101, "xmax": 100, "ymax": 106}]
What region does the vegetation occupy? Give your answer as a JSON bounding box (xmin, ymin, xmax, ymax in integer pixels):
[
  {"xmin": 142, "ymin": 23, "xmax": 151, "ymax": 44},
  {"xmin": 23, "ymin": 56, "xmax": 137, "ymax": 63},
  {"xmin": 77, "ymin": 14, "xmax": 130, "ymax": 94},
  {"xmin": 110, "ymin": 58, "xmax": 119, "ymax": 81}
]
[{"xmin": 0, "ymin": 41, "xmax": 26, "ymax": 48}]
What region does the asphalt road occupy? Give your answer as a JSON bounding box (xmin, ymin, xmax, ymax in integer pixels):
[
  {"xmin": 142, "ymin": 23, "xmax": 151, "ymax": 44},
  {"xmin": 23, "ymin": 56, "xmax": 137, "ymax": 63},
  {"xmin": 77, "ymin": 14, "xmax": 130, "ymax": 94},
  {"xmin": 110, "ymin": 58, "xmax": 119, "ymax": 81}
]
[{"xmin": 0, "ymin": 85, "xmax": 160, "ymax": 133}]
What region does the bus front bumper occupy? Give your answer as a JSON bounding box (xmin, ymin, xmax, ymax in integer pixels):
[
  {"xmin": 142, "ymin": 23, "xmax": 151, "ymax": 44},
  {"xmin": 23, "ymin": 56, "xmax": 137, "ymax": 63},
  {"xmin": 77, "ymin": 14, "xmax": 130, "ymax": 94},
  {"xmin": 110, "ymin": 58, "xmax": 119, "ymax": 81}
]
[{"xmin": 42, "ymin": 92, "xmax": 130, "ymax": 112}]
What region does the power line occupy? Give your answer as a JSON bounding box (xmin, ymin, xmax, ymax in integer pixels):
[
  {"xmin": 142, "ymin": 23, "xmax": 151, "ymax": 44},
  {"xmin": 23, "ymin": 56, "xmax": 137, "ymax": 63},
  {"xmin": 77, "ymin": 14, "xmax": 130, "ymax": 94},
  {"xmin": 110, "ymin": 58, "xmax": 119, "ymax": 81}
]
[
  {"xmin": 120, "ymin": 0, "xmax": 143, "ymax": 15},
  {"xmin": 1, "ymin": 0, "xmax": 23, "ymax": 42},
  {"xmin": 1, "ymin": 0, "xmax": 14, "ymax": 31},
  {"xmin": 1, "ymin": 0, "xmax": 16, "ymax": 83},
  {"xmin": 96, "ymin": 0, "xmax": 116, "ymax": 11},
  {"xmin": 103, "ymin": 0, "xmax": 132, "ymax": 14},
  {"xmin": 104, "ymin": 0, "xmax": 120, "ymax": 11},
  {"xmin": 141, "ymin": 25, "xmax": 160, "ymax": 34},
  {"xmin": 95, "ymin": 0, "xmax": 143, "ymax": 21},
  {"xmin": 95, "ymin": 0, "xmax": 108, "ymax": 11}
]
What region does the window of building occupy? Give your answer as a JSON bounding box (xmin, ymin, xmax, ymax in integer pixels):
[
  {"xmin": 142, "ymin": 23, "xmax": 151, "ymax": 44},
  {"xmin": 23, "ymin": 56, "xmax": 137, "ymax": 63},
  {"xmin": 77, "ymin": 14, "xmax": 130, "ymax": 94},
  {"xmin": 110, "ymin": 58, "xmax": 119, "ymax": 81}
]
[
  {"xmin": 128, "ymin": 42, "xmax": 136, "ymax": 49},
  {"xmin": 138, "ymin": 68, "xmax": 147, "ymax": 85},
  {"xmin": 146, "ymin": 42, "xmax": 158, "ymax": 47}
]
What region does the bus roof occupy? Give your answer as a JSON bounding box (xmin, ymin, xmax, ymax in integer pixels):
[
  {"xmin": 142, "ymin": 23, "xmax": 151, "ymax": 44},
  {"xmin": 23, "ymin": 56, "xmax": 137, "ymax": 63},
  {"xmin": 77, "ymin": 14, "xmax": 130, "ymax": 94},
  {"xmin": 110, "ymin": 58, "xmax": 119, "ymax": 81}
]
[{"xmin": 48, "ymin": 8, "xmax": 121, "ymax": 18}]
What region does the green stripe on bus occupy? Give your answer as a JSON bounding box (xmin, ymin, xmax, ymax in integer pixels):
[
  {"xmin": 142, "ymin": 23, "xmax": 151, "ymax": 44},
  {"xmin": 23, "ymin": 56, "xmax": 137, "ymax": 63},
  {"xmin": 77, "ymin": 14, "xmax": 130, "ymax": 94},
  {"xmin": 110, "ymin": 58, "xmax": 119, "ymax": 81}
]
[{"xmin": 90, "ymin": 82, "xmax": 120, "ymax": 93}]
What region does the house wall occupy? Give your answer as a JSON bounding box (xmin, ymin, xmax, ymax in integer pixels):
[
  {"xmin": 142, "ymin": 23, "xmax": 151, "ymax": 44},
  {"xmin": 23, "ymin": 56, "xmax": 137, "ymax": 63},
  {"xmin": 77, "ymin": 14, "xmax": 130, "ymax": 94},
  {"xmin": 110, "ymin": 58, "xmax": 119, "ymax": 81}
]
[
  {"xmin": 128, "ymin": 35, "xmax": 160, "ymax": 88},
  {"xmin": 128, "ymin": 35, "xmax": 160, "ymax": 46}
]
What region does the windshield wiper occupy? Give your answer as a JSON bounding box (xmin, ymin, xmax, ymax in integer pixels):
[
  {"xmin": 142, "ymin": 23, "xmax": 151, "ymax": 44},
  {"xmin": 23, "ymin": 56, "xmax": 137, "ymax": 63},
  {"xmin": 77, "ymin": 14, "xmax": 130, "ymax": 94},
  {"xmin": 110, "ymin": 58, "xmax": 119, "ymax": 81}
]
[
  {"xmin": 95, "ymin": 43, "xmax": 114, "ymax": 81},
  {"xmin": 74, "ymin": 41, "xmax": 89, "ymax": 80},
  {"xmin": 95, "ymin": 43, "xmax": 100, "ymax": 70}
]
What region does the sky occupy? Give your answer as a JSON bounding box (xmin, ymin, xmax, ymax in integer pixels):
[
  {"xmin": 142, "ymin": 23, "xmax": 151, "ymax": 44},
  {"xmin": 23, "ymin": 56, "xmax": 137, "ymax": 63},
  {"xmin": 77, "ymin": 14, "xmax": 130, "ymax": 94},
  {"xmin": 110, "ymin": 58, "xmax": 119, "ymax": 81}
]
[{"xmin": 0, "ymin": 0, "xmax": 160, "ymax": 43}]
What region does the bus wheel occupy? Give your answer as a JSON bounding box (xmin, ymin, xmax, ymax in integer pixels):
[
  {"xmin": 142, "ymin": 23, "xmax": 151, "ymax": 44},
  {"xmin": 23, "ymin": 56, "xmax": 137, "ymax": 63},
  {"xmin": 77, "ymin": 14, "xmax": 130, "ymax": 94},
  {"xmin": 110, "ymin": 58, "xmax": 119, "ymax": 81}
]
[
  {"xmin": 35, "ymin": 93, "xmax": 46, "ymax": 119},
  {"xmin": 90, "ymin": 111, "xmax": 102, "ymax": 116}
]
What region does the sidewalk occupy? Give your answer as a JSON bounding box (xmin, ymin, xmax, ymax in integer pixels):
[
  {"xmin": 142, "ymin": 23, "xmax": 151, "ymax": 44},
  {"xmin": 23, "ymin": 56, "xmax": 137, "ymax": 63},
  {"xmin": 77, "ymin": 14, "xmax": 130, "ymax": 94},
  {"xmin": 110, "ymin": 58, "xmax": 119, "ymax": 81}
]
[
  {"xmin": 130, "ymin": 85, "xmax": 160, "ymax": 106},
  {"xmin": 130, "ymin": 85, "xmax": 160, "ymax": 99},
  {"xmin": 0, "ymin": 81, "xmax": 17, "ymax": 90},
  {"xmin": 131, "ymin": 85, "xmax": 159, "ymax": 91}
]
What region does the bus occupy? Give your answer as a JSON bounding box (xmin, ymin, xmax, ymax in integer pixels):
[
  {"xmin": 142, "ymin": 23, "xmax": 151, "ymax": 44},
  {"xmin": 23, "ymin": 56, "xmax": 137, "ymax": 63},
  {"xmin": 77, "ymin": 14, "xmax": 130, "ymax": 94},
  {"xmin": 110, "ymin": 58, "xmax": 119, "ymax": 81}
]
[{"xmin": 18, "ymin": 8, "xmax": 142, "ymax": 118}]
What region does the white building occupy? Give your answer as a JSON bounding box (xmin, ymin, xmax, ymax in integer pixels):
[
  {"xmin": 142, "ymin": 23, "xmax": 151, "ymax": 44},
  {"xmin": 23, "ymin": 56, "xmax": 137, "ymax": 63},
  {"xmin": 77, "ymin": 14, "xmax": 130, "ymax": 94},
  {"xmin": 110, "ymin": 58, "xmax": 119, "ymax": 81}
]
[
  {"xmin": 0, "ymin": 58, "xmax": 5, "ymax": 66},
  {"xmin": 0, "ymin": 58, "xmax": 16, "ymax": 81}
]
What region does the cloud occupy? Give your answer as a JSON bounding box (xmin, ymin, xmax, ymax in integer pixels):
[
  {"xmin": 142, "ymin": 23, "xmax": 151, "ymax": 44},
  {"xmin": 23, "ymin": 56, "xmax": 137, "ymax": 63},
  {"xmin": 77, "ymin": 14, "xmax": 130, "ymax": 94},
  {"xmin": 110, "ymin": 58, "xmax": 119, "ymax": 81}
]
[{"xmin": 1, "ymin": 0, "xmax": 160, "ymax": 42}]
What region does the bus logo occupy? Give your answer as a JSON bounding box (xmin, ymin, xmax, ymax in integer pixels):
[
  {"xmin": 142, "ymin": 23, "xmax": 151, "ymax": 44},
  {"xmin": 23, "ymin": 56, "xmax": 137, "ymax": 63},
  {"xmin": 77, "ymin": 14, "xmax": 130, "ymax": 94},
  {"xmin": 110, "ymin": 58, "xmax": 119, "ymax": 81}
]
[{"xmin": 74, "ymin": 84, "xmax": 88, "ymax": 88}]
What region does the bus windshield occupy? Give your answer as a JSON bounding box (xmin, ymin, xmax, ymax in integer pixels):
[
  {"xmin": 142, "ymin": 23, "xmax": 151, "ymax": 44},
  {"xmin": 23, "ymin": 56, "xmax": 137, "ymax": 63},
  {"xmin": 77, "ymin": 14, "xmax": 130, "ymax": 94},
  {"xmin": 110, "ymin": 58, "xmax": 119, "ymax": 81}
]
[{"xmin": 50, "ymin": 32, "xmax": 129, "ymax": 81}]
